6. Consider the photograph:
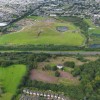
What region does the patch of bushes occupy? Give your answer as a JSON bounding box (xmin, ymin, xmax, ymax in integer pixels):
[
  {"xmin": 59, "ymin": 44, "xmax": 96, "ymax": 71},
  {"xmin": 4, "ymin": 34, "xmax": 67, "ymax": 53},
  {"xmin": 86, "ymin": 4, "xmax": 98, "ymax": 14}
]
[
  {"xmin": 64, "ymin": 61, "xmax": 75, "ymax": 68},
  {"xmin": 43, "ymin": 64, "xmax": 57, "ymax": 71},
  {"xmin": 55, "ymin": 71, "xmax": 60, "ymax": 77},
  {"xmin": 76, "ymin": 54, "xmax": 88, "ymax": 62}
]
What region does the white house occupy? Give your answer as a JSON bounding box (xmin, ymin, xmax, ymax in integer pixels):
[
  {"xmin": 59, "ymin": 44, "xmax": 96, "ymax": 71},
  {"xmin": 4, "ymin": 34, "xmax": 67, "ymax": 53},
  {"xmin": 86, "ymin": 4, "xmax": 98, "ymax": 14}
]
[{"xmin": 57, "ymin": 64, "xmax": 63, "ymax": 69}]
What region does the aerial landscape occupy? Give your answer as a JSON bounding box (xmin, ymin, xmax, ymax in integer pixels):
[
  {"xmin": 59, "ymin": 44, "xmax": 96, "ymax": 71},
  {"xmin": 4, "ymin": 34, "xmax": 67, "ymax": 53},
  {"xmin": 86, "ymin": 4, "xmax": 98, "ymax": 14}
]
[{"xmin": 0, "ymin": 0, "xmax": 100, "ymax": 100}]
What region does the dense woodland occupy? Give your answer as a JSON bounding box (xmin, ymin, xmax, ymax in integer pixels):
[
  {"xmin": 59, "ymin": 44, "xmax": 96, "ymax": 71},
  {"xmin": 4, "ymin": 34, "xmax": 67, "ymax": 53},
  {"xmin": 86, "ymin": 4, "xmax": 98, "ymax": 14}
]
[
  {"xmin": 72, "ymin": 59, "xmax": 100, "ymax": 100},
  {"xmin": 0, "ymin": 52, "xmax": 51, "ymax": 67}
]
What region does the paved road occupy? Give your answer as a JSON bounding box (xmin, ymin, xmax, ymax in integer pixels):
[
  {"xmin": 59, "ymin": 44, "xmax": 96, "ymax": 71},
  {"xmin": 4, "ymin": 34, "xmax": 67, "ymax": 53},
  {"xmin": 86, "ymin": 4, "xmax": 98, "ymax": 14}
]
[
  {"xmin": 30, "ymin": 51, "xmax": 100, "ymax": 55},
  {"xmin": 0, "ymin": 51, "xmax": 100, "ymax": 55}
]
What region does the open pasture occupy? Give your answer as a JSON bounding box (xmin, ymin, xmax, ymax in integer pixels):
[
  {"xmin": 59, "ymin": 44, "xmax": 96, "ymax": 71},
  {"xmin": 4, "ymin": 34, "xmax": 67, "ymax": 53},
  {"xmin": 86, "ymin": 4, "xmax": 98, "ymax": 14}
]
[
  {"xmin": 0, "ymin": 17, "xmax": 84, "ymax": 46},
  {"xmin": 0, "ymin": 65, "xmax": 26, "ymax": 100}
]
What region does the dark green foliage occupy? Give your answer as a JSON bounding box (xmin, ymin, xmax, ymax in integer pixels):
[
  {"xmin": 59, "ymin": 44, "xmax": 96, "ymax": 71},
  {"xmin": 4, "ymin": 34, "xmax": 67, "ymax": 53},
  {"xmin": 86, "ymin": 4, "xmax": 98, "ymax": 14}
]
[
  {"xmin": 43, "ymin": 65, "xmax": 57, "ymax": 71},
  {"xmin": 52, "ymin": 65, "xmax": 58, "ymax": 71},
  {"xmin": 0, "ymin": 60, "xmax": 13, "ymax": 67},
  {"xmin": 55, "ymin": 71, "xmax": 60, "ymax": 77},
  {"xmin": 64, "ymin": 61, "xmax": 75, "ymax": 68},
  {"xmin": 0, "ymin": 52, "xmax": 51, "ymax": 67},
  {"xmin": 72, "ymin": 59, "xmax": 100, "ymax": 100},
  {"xmin": 0, "ymin": 45, "xmax": 99, "ymax": 51},
  {"xmin": 0, "ymin": 45, "xmax": 84, "ymax": 51},
  {"xmin": 76, "ymin": 54, "xmax": 88, "ymax": 62}
]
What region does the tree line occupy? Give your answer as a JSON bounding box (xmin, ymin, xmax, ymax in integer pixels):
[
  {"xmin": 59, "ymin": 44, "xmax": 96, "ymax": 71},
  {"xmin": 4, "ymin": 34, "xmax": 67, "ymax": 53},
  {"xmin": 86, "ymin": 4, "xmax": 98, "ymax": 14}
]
[{"xmin": 0, "ymin": 45, "xmax": 100, "ymax": 51}]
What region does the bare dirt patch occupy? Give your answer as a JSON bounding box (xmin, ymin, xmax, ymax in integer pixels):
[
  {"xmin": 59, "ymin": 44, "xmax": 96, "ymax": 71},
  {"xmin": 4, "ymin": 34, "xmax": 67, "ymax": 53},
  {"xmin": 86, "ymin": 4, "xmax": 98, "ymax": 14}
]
[
  {"xmin": 30, "ymin": 69, "xmax": 57, "ymax": 83},
  {"xmin": 59, "ymin": 71, "xmax": 77, "ymax": 81}
]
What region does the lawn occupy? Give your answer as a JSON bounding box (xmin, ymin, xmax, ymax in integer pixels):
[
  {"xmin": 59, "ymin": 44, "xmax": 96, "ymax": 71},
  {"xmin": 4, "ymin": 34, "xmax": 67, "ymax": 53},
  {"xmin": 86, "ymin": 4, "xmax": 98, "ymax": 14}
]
[
  {"xmin": 0, "ymin": 17, "xmax": 85, "ymax": 46},
  {"xmin": 0, "ymin": 65, "xmax": 26, "ymax": 100}
]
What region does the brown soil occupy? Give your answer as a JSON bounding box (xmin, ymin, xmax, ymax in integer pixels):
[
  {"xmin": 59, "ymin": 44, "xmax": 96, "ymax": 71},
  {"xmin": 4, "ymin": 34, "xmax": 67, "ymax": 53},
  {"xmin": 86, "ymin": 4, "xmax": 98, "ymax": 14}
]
[
  {"xmin": 59, "ymin": 71, "xmax": 77, "ymax": 81},
  {"xmin": 30, "ymin": 69, "xmax": 57, "ymax": 83}
]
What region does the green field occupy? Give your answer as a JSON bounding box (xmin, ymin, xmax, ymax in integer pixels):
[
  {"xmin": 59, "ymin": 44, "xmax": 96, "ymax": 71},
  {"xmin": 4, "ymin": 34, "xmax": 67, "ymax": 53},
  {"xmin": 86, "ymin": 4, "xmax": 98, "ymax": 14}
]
[
  {"xmin": 84, "ymin": 18, "xmax": 96, "ymax": 28},
  {"xmin": 0, "ymin": 65, "xmax": 26, "ymax": 100},
  {"xmin": 89, "ymin": 28, "xmax": 100, "ymax": 34},
  {"xmin": 89, "ymin": 27, "xmax": 100, "ymax": 45},
  {"xmin": 84, "ymin": 18, "xmax": 100, "ymax": 45},
  {"xmin": 0, "ymin": 17, "xmax": 85, "ymax": 46},
  {"xmin": 84, "ymin": 18, "xmax": 100, "ymax": 34}
]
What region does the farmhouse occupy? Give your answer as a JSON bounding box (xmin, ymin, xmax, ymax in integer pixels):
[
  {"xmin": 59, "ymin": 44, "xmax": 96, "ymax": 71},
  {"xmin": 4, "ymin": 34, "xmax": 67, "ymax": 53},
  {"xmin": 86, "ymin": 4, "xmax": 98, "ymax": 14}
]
[{"xmin": 57, "ymin": 64, "xmax": 63, "ymax": 69}]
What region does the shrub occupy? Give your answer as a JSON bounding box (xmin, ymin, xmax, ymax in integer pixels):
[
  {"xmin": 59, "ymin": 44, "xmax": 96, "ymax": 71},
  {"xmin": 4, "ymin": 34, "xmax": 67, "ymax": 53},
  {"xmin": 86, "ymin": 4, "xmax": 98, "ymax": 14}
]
[
  {"xmin": 64, "ymin": 61, "xmax": 75, "ymax": 68},
  {"xmin": 55, "ymin": 71, "xmax": 60, "ymax": 77}
]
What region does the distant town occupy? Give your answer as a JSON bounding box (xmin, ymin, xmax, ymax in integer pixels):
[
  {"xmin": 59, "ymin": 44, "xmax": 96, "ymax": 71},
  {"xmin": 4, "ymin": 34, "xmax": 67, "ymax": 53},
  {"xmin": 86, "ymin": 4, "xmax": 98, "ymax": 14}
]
[{"xmin": 0, "ymin": 0, "xmax": 100, "ymax": 26}]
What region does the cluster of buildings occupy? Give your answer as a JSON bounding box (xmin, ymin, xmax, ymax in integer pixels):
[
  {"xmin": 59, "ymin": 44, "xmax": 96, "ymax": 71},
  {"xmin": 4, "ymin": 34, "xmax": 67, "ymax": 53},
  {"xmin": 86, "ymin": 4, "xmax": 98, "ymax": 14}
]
[
  {"xmin": 0, "ymin": 0, "xmax": 44, "ymax": 23},
  {"xmin": 0, "ymin": 0, "xmax": 100, "ymax": 26},
  {"xmin": 20, "ymin": 89, "xmax": 69, "ymax": 100},
  {"xmin": 33, "ymin": 0, "xmax": 100, "ymax": 25}
]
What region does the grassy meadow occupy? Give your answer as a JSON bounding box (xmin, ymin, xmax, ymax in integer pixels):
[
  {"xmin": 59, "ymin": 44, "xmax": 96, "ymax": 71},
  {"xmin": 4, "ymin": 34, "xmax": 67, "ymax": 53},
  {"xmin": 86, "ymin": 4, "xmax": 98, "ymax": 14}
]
[
  {"xmin": 0, "ymin": 65, "xmax": 26, "ymax": 100},
  {"xmin": 0, "ymin": 17, "xmax": 85, "ymax": 46}
]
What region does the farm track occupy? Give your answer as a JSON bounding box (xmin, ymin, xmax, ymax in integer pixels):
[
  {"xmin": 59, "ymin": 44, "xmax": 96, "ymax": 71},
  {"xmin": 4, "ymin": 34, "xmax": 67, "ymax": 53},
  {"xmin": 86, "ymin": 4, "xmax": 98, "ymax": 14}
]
[{"xmin": 0, "ymin": 51, "xmax": 100, "ymax": 55}]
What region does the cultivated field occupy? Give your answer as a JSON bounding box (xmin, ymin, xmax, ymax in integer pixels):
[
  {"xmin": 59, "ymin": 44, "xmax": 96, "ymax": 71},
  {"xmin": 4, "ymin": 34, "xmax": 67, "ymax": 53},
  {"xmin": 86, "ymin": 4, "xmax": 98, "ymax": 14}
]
[
  {"xmin": 0, "ymin": 65, "xmax": 26, "ymax": 100},
  {"xmin": 0, "ymin": 16, "xmax": 85, "ymax": 46}
]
